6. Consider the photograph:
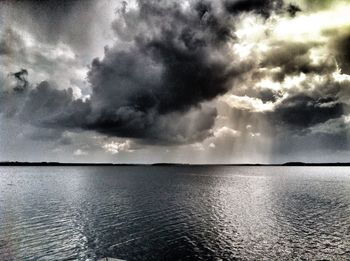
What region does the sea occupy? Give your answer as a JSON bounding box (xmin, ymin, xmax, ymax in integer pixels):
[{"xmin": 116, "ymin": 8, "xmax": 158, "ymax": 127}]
[{"xmin": 1, "ymin": 166, "xmax": 350, "ymax": 260}]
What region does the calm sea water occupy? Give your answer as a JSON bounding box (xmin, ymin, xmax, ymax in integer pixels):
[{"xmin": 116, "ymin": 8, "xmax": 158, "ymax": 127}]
[{"xmin": 1, "ymin": 166, "xmax": 350, "ymax": 260}]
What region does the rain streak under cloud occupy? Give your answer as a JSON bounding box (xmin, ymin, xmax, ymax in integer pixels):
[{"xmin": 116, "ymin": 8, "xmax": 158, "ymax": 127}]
[{"xmin": 1, "ymin": 0, "xmax": 350, "ymax": 163}]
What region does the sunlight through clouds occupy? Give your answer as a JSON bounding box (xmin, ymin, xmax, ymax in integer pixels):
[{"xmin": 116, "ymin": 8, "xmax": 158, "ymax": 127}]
[{"xmin": 1, "ymin": 0, "xmax": 350, "ymax": 163}]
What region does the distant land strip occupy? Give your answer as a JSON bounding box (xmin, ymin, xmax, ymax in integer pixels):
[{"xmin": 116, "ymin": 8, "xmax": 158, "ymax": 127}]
[{"xmin": 1, "ymin": 162, "xmax": 350, "ymax": 166}]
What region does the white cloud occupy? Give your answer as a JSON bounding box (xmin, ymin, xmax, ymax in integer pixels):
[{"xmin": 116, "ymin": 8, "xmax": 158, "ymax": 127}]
[
  {"xmin": 74, "ymin": 149, "xmax": 88, "ymax": 156},
  {"xmin": 191, "ymin": 143, "xmax": 205, "ymax": 151},
  {"xmin": 103, "ymin": 140, "xmax": 134, "ymax": 154},
  {"xmin": 209, "ymin": 143, "xmax": 216, "ymax": 149},
  {"xmin": 220, "ymin": 95, "xmax": 275, "ymax": 112},
  {"xmin": 214, "ymin": 126, "xmax": 241, "ymax": 138}
]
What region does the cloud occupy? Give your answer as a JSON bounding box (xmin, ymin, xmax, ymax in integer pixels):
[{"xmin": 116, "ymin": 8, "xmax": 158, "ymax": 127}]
[
  {"xmin": 22, "ymin": 127, "xmax": 63, "ymax": 142},
  {"xmin": 9, "ymin": 69, "xmax": 29, "ymax": 92},
  {"xmin": 260, "ymin": 41, "xmax": 336, "ymax": 82},
  {"xmin": 325, "ymin": 29, "xmax": 350, "ymax": 74},
  {"xmin": 3, "ymin": 0, "xmax": 273, "ymax": 145},
  {"xmin": 81, "ymin": 0, "xmax": 275, "ymax": 143},
  {"xmin": 0, "ymin": 26, "xmax": 90, "ymax": 100},
  {"xmin": 0, "ymin": 0, "xmax": 96, "ymax": 52},
  {"xmin": 309, "ymin": 115, "xmax": 350, "ymax": 135},
  {"xmin": 270, "ymin": 95, "xmax": 343, "ymax": 129},
  {"xmin": 221, "ymin": 94, "xmax": 275, "ymax": 112},
  {"xmin": 89, "ymin": 1, "xmax": 238, "ymax": 111},
  {"xmin": 219, "ymin": 3, "xmax": 350, "ymax": 140},
  {"xmin": 74, "ymin": 149, "xmax": 88, "ymax": 156},
  {"xmin": 224, "ymin": 0, "xmax": 282, "ymax": 17},
  {"xmin": 3, "ymin": 0, "xmax": 350, "ymax": 160},
  {"xmin": 103, "ymin": 139, "xmax": 134, "ymax": 154},
  {"xmin": 214, "ymin": 126, "xmax": 241, "ymax": 138},
  {"xmin": 0, "ymin": 76, "xmax": 219, "ymax": 144},
  {"xmin": 18, "ymin": 81, "xmax": 91, "ymax": 128}
]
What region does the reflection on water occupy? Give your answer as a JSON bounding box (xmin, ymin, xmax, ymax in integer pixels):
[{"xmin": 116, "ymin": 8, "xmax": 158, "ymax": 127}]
[{"xmin": 1, "ymin": 166, "xmax": 350, "ymax": 260}]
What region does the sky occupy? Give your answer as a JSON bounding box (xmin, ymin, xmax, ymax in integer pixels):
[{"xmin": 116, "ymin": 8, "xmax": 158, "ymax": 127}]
[{"xmin": 1, "ymin": 0, "xmax": 350, "ymax": 163}]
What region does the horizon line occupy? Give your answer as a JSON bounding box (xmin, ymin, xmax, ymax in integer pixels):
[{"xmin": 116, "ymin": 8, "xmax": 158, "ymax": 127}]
[{"xmin": 1, "ymin": 161, "xmax": 350, "ymax": 167}]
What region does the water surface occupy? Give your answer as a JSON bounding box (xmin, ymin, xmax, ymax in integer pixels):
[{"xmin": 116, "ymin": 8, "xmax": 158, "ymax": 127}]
[{"xmin": 1, "ymin": 166, "xmax": 350, "ymax": 260}]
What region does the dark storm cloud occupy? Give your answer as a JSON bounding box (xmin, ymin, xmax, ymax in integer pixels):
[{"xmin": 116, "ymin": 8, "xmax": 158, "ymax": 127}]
[
  {"xmin": 272, "ymin": 105, "xmax": 350, "ymax": 155},
  {"xmin": 84, "ymin": 0, "xmax": 279, "ymax": 142},
  {"xmin": 10, "ymin": 69, "xmax": 29, "ymax": 92},
  {"xmin": 18, "ymin": 81, "xmax": 91, "ymax": 129},
  {"xmin": 286, "ymin": 3, "xmax": 302, "ymax": 17},
  {"xmin": 224, "ymin": 0, "xmax": 282, "ymax": 17},
  {"xmin": 4, "ymin": 0, "xmax": 348, "ymax": 147},
  {"xmin": 2, "ymin": 0, "xmax": 249, "ymax": 144},
  {"xmin": 272, "ymin": 95, "xmax": 343, "ymax": 129},
  {"xmin": 80, "ymin": 0, "xmax": 253, "ymax": 143},
  {"xmin": 4, "ymin": 79, "xmax": 217, "ymax": 144},
  {"xmin": 3, "ymin": 0, "xmax": 284, "ymax": 144}
]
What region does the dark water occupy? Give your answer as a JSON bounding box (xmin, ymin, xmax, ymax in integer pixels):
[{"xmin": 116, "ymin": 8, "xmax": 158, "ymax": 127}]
[{"xmin": 1, "ymin": 166, "xmax": 350, "ymax": 260}]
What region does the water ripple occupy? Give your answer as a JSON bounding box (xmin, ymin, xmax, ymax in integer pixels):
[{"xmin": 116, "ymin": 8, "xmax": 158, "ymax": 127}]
[{"xmin": 1, "ymin": 166, "xmax": 350, "ymax": 260}]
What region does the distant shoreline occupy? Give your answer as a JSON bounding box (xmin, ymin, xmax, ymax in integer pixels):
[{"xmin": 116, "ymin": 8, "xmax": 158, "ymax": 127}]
[{"xmin": 1, "ymin": 162, "xmax": 350, "ymax": 167}]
